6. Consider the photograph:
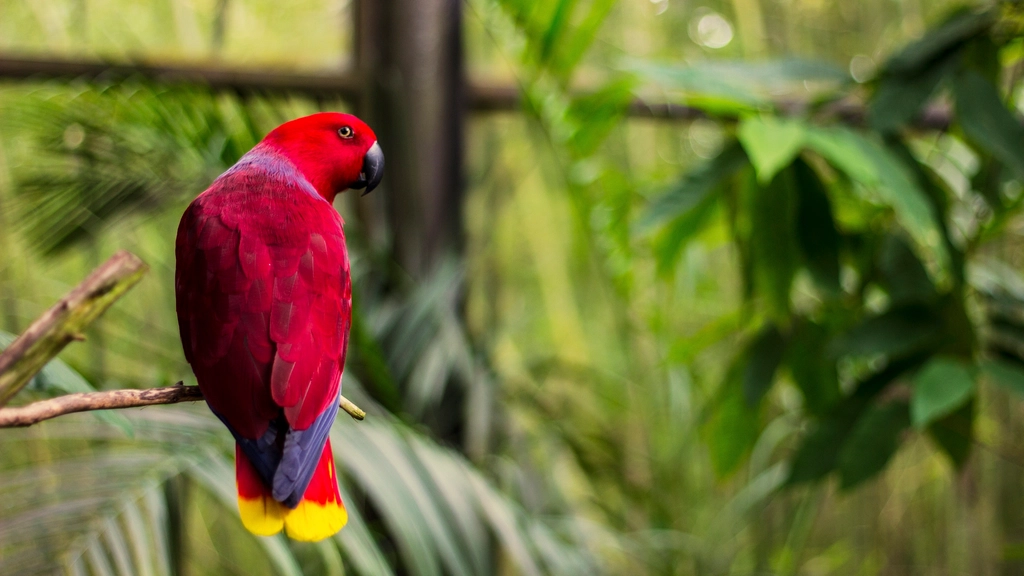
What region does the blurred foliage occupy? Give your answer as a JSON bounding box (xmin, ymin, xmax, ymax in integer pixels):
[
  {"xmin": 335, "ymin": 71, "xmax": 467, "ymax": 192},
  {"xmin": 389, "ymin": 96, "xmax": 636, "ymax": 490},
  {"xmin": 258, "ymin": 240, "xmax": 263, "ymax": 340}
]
[
  {"xmin": 8, "ymin": 0, "xmax": 1024, "ymax": 575},
  {"xmin": 639, "ymin": 3, "xmax": 1024, "ymax": 492},
  {"xmin": 0, "ymin": 383, "xmax": 586, "ymax": 575}
]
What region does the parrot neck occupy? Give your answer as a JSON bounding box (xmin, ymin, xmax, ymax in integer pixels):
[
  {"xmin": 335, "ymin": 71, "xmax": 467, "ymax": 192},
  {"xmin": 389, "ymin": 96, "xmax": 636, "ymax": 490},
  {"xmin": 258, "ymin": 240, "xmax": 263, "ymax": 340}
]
[{"xmin": 240, "ymin": 143, "xmax": 339, "ymax": 203}]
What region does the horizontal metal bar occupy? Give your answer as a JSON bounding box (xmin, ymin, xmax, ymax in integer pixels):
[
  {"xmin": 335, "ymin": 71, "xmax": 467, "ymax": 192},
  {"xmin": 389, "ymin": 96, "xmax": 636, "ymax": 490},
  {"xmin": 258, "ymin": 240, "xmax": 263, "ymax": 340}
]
[
  {"xmin": 0, "ymin": 55, "xmax": 364, "ymax": 98},
  {"xmin": 0, "ymin": 55, "xmax": 951, "ymax": 128}
]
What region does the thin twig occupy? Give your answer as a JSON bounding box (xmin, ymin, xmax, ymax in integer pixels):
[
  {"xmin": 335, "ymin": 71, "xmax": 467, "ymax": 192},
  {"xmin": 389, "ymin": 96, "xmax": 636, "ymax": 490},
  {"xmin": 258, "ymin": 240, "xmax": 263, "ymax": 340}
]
[
  {"xmin": 0, "ymin": 383, "xmax": 366, "ymax": 427},
  {"xmin": 339, "ymin": 396, "xmax": 367, "ymax": 420}
]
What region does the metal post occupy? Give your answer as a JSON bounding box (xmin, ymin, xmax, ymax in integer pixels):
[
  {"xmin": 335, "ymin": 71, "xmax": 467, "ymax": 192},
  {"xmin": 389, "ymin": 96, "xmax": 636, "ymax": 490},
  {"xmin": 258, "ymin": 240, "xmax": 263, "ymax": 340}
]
[{"xmin": 354, "ymin": 0, "xmax": 465, "ymax": 276}]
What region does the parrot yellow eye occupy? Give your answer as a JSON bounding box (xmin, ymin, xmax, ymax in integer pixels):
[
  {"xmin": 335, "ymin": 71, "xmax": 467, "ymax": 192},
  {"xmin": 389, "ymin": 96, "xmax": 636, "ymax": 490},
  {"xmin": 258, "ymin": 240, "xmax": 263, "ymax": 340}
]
[{"xmin": 338, "ymin": 126, "xmax": 354, "ymax": 139}]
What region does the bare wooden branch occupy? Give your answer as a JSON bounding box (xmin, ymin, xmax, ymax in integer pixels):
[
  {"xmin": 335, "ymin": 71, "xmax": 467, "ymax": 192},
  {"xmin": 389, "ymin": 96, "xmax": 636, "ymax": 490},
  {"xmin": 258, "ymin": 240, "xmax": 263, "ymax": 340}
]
[
  {"xmin": 340, "ymin": 396, "xmax": 367, "ymax": 420},
  {"xmin": 0, "ymin": 248, "xmax": 367, "ymax": 428},
  {"xmin": 0, "ymin": 250, "xmax": 148, "ymax": 407},
  {"xmin": 0, "ymin": 384, "xmax": 203, "ymax": 427},
  {"xmin": 0, "ymin": 384, "xmax": 366, "ymax": 427}
]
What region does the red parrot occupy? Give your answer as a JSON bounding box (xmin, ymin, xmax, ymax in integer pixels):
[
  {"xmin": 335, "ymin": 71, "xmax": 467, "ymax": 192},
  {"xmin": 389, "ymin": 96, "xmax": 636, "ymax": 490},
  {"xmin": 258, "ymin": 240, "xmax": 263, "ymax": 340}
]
[{"xmin": 174, "ymin": 113, "xmax": 383, "ymax": 541}]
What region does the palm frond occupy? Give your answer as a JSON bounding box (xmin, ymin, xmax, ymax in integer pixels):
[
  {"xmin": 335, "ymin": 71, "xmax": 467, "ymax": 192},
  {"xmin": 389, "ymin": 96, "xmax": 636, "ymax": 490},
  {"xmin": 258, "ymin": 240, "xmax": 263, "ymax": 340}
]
[
  {"xmin": 0, "ymin": 83, "xmax": 316, "ymax": 255},
  {"xmin": 0, "ymin": 371, "xmax": 605, "ymax": 576}
]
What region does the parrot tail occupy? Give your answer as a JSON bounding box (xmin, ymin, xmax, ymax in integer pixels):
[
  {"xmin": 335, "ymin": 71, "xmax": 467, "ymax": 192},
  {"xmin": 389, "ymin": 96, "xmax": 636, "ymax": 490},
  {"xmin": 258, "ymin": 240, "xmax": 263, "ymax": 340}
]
[{"xmin": 236, "ymin": 438, "xmax": 348, "ymax": 541}]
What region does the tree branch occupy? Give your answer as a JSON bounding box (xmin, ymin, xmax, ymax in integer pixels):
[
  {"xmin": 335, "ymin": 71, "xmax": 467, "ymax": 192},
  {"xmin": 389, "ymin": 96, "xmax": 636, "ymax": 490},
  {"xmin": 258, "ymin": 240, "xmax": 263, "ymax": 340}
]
[
  {"xmin": 0, "ymin": 250, "xmax": 148, "ymax": 407},
  {"xmin": 0, "ymin": 383, "xmax": 366, "ymax": 427},
  {"xmin": 0, "ymin": 249, "xmax": 368, "ymax": 428}
]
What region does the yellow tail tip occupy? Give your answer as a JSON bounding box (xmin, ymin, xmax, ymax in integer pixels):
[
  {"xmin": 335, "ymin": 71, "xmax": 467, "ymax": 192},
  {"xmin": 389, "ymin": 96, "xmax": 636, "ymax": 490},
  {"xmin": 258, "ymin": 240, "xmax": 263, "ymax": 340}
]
[
  {"xmin": 234, "ymin": 439, "xmax": 346, "ymax": 541},
  {"xmin": 238, "ymin": 494, "xmax": 287, "ymax": 537},
  {"xmin": 283, "ymin": 498, "xmax": 348, "ymax": 542}
]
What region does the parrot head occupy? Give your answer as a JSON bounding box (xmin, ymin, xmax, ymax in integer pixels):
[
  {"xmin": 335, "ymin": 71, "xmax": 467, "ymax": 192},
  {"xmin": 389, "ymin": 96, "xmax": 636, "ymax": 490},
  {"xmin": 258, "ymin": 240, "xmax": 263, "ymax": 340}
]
[{"xmin": 263, "ymin": 112, "xmax": 385, "ymax": 202}]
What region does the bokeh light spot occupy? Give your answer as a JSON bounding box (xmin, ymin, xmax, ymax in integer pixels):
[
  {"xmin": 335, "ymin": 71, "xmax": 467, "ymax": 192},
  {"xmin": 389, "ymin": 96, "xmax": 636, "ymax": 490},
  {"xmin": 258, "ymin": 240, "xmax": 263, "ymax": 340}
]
[
  {"xmin": 689, "ymin": 10, "xmax": 733, "ymax": 49},
  {"xmin": 849, "ymin": 54, "xmax": 876, "ymax": 83},
  {"xmin": 63, "ymin": 124, "xmax": 85, "ymax": 150}
]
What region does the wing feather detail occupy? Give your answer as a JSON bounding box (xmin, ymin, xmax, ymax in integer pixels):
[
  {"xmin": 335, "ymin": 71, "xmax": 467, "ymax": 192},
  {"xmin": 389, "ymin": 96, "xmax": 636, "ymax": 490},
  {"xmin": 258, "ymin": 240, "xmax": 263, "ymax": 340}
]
[{"xmin": 175, "ymin": 170, "xmax": 351, "ymax": 439}]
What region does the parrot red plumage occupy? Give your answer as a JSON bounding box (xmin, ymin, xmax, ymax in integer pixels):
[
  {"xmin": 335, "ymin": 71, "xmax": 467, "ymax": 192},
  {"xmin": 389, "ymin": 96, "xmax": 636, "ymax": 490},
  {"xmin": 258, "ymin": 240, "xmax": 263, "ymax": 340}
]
[{"xmin": 174, "ymin": 113, "xmax": 383, "ymax": 541}]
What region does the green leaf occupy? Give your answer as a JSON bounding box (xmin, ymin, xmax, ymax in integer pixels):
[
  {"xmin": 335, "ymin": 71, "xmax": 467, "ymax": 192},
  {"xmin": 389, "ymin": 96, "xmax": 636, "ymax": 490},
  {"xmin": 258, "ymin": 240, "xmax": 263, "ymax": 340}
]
[
  {"xmin": 981, "ymin": 359, "xmax": 1024, "ymax": 397},
  {"xmin": 870, "ymin": 53, "xmax": 955, "ymax": 133},
  {"xmin": 639, "ymin": 140, "xmax": 747, "ymax": 230},
  {"xmin": 806, "ymin": 129, "xmax": 949, "ymax": 283},
  {"xmin": 861, "ymin": 139, "xmax": 949, "ymax": 280},
  {"xmin": 882, "ymin": 8, "xmax": 994, "ymax": 76},
  {"xmin": 786, "ymin": 322, "xmax": 841, "ymax": 414},
  {"xmin": 624, "ymin": 57, "xmax": 848, "ymax": 109},
  {"xmin": 927, "ymin": 400, "xmax": 973, "ymax": 468},
  {"xmin": 687, "ymin": 57, "xmax": 849, "ymax": 87},
  {"xmin": 786, "ymin": 408, "xmax": 859, "ymax": 485},
  {"xmin": 789, "ymin": 355, "xmax": 928, "ymax": 486},
  {"xmin": 538, "ymin": 0, "xmax": 579, "ymax": 68},
  {"xmin": 829, "ymin": 305, "xmax": 943, "ymax": 360},
  {"xmin": 548, "ymin": 0, "xmax": 617, "ymax": 82},
  {"xmin": 737, "ymin": 116, "xmax": 806, "ymax": 184},
  {"xmin": 703, "ymin": 363, "xmax": 760, "ymax": 478},
  {"xmin": 970, "ymin": 157, "xmax": 1006, "ymax": 212},
  {"xmin": 804, "ymin": 126, "xmax": 878, "ymax": 185},
  {"xmin": 652, "ymin": 190, "xmax": 720, "ymax": 275},
  {"xmin": 624, "ymin": 59, "xmax": 766, "ymax": 107},
  {"xmin": 750, "ymin": 167, "xmax": 800, "ymax": 319},
  {"xmin": 884, "ymin": 139, "xmax": 965, "ymax": 286},
  {"xmin": 953, "ymin": 69, "xmax": 1024, "ymax": 181},
  {"xmin": 727, "ymin": 57, "xmax": 849, "ymax": 84},
  {"xmin": 961, "ymin": 34, "xmax": 1001, "ymax": 85},
  {"xmin": 567, "ymin": 77, "xmax": 635, "ymax": 156},
  {"xmin": 742, "ymin": 324, "xmax": 786, "ymax": 407},
  {"xmin": 869, "ymin": 9, "xmax": 996, "ymax": 132},
  {"xmin": 911, "ymin": 357, "xmax": 975, "ymax": 428},
  {"xmin": 837, "ymin": 401, "xmax": 911, "ymax": 489},
  {"xmin": 793, "ymin": 159, "xmax": 841, "ymax": 293},
  {"xmin": 877, "ymin": 234, "xmax": 936, "ymax": 305}
]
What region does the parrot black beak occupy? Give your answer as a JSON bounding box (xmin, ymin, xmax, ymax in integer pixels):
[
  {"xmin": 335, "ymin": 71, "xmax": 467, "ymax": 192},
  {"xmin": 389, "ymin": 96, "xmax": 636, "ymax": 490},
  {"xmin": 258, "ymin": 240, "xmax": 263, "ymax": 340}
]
[{"xmin": 351, "ymin": 141, "xmax": 385, "ymax": 195}]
